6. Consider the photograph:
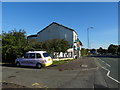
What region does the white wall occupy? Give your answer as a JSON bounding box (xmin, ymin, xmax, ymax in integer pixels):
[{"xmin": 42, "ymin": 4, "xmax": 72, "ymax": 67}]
[
  {"xmin": 37, "ymin": 23, "xmax": 77, "ymax": 47},
  {"xmin": 37, "ymin": 24, "xmax": 60, "ymax": 42},
  {"xmin": 73, "ymin": 31, "xmax": 77, "ymax": 42},
  {"xmin": 58, "ymin": 25, "xmax": 73, "ymax": 47}
]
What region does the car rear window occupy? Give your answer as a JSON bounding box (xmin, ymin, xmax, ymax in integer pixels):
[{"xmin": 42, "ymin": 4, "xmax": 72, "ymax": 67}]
[{"xmin": 43, "ymin": 53, "xmax": 50, "ymax": 57}]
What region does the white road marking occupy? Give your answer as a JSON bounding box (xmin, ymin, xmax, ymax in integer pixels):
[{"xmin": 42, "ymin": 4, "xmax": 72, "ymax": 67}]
[
  {"xmin": 101, "ymin": 66, "xmax": 120, "ymax": 84},
  {"xmin": 102, "ymin": 61, "xmax": 104, "ymax": 63},
  {"xmin": 98, "ymin": 58, "xmax": 111, "ymax": 67},
  {"xmin": 98, "ymin": 58, "xmax": 119, "ymax": 84},
  {"xmin": 105, "ymin": 63, "xmax": 111, "ymax": 67},
  {"xmin": 98, "ymin": 58, "xmax": 104, "ymax": 63}
]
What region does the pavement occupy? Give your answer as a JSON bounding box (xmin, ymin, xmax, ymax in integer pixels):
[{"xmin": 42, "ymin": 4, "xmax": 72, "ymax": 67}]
[
  {"xmin": 1, "ymin": 57, "xmax": 120, "ymax": 89},
  {"xmin": 45, "ymin": 57, "xmax": 98, "ymax": 70}
]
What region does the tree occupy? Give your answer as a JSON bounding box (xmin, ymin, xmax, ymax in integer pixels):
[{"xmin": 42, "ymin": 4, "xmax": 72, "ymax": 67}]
[
  {"xmin": 97, "ymin": 47, "xmax": 103, "ymax": 54},
  {"xmin": 27, "ymin": 39, "xmax": 44, "ymax": 51},
  {"xmin": 81, "ymin": 48, "xmax": 88, "ymax": 56},
  {"xmin": 2, "ymin": 30, "xmax": 70, "ymax": 63},
  {"xmin": 90, "ymin": 49, "xmax": 96, "ymax": 54},
  {"xmin": 2, "ymin": 29, "xmax": 27, "ymax": 63},
  {"xmin": 97, "ymin": 47, "xmax": 108, "ymax": 55},
  {"xmin": 117, "ymin": 45, "xmax": 120, "ymax": 55},
  {"xmin": 42, "ymin": 39, "xmax": 70, "ymax": 54},
  {"xmin": 108, "ymin": 44, "xmax": 118, "ymax": 55}
]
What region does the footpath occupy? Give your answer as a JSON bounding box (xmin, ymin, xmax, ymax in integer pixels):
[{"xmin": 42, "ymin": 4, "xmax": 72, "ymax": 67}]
[{"xmin": 45, "ymin": 56, "xmax": 98, "ymax": 70}]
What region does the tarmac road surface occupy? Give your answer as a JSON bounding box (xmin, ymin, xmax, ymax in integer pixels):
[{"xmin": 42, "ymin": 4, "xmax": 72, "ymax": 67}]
[
  {"xmin": 96, "ymin": 57, "xmax": 119, "ymax": 81},
  {"xmin": 1, "ymin": 57, "xmax": 120, "ymax": 89}
]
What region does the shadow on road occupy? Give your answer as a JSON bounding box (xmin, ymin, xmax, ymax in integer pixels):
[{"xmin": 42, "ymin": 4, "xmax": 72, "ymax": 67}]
[
  {"xmin": 2, "ymin": 63, "xmax": 16, "ymax": 67},
  {"xmin": 94, "ymin": 84, "xmax": 109, "ymax": 89},
  {"xmin": 87, "ymin": 55, "xmax": 120, "ymax": 58},
  {"xmin": 1, "ymin": 63, "xmax": 38, "ymax": 69}
]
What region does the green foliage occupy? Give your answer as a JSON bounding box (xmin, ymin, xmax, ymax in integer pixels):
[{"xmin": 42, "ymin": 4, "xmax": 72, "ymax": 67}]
[
  {"xmin": 27, "ymin": 39, "xmax": 44, "ymax": 51},
  {"xmin": 81, "ymin": 48, "xmax": 88, "ymax": 56},
  {"xmin": 53, "ymin": 59, "xmax": 74, "ymax": 65},
  {"xmin": 2, "ymin": 30, "xmax": 70, "ymax": 63},
  {"xmin": 117, "ymin": 45, "xmax": 120, "ymax": 55},
  {"xmin": 53, "ymin": 60, "xmax": 69, "ymax": 65},
  {"xmin": 108, "ymin": 44, "xmax": 118, "ymax": 55},
  {"xmin": 60, "ymin": 39, "xmax": 70, "ymax": 52},
  {"xmin": 42, "ymin": 39, "xmax": 70, "ymax": 54},
  {"xmin": 0, "ymin": 34, "xmax": 1, "ymax": 47},
  {"xmin": 2, "ymin": 29, "xmax": 27, "ymax": 63},
  {"xmin": 97, "ymin": 47, "xmax": 107, "ymax": 54}
]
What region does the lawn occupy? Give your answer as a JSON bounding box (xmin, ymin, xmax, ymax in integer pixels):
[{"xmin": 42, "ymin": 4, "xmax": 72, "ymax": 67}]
[{"xmin": 52, "ymin": 59, "xmax": 75, "ymax": 65}]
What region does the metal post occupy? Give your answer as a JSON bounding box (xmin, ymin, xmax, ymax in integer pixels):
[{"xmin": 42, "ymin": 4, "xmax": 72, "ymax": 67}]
[
  {"xmin": 72, "ymin": 43, "xmax": 74, "ymax": 59},
  {"xmin": 87, "ymin": 27, "xmax": 93, "ymax": 54},
  {"xmin": 87, "ymin": 28, "xmax": 89, "ymax": 49}
]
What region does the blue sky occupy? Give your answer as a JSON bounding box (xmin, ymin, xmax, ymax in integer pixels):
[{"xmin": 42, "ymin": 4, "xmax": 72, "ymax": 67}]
[{"xmin": 2, "ymin": 2, "xmax": 118, "ymax": 49}]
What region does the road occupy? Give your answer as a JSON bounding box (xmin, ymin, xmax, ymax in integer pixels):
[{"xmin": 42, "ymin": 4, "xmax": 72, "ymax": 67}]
[
  {"xmin": 1, "ymin": 57, "xmax": 120, "ymax": 89},
  {"xmin": 96, "ymin": 57, "xmax": 119, "ymax": 82}
]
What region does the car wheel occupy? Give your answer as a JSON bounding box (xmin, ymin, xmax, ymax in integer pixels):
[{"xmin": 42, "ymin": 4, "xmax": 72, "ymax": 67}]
[
  {"xmin": 75, "ymin": 56, "xmax": 77, "ymax": 59},
  {"xmin": 36, "ymin": 63, "xmax": 42, "ymax": 69},
  {"xmin": 16, "ymin": 62, "xmax": 20, "ymax": 67}
]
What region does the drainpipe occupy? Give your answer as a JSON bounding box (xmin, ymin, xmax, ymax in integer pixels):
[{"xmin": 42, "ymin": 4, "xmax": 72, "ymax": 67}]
[
  {"xmin": 72, "ymin": 32, "xmax": 74, "ymax": 59},
  {"xmin": 72, "ymin": 43, "xmax": 74, "ymax": 59}
]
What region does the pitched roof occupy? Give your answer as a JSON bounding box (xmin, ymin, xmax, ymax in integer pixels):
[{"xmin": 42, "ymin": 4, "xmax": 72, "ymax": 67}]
[
  {"xmin": 27, "ymin": 34, "xmax": 37, "ymax": 39},
  {"xmin": 37, "ymin": 22, "xmax": 78, "ymax": 35}
]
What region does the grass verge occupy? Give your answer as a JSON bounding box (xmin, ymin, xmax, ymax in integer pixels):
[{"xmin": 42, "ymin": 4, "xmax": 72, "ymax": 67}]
[{"xmin": 53, "ymin": 59, "xmax": 75, "ymax": 65}]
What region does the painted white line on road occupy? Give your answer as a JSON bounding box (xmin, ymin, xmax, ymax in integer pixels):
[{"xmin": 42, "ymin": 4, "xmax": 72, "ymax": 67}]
[
  {"xmin": 101, "ymin": 66, "xmax": 120, "ymax": 84},
  {"xmin": 105, "ymin": 63, "xmax": 111, "ymax": 67},
  {"xmin": 102, "ymin": 61, "xmax": 104, "ymax": 63},
  {"xmin": 98, "ymin": 58, "xmax": 104, "ymax": 63},
  {"xmin": 98, "ymin": 58, "xmax": 111, "ymax": 67}
]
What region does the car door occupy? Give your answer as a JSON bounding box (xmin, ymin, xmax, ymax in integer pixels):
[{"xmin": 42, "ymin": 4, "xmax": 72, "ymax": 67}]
[
  {"xmin": 21, "ymin": 53, "xmax": 30, "ymax": 66},
  {"xmin": 21, "ymin": 53, "xmax": 36, "ymax": 66},
  {"xmin": 28, "ymin": 53, "xmax": 36, "ymax": 66},
  {"xmin": 35, "ymin": 53, "xmax": 43, "ymax": 64}
]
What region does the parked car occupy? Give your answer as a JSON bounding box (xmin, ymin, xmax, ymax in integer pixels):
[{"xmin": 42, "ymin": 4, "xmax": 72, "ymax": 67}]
[{"xmin": 15, "ymin": 51, "xmax": 53, "ymax": 69}]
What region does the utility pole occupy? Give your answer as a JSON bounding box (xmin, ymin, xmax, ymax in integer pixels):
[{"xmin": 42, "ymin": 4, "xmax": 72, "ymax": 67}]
[
  {"xmin": 87, "ymin": 27, "xmax": 93, "ymax": 52},
  {"xmin": 87, "ymin": 28, "xmax": 90, "ymax": 49}
]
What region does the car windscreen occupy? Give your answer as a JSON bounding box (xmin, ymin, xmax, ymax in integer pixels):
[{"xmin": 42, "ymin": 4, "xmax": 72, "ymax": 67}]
[{"xmin": 43, "ymin": 53, "xmax": 50, "ymax": 57}]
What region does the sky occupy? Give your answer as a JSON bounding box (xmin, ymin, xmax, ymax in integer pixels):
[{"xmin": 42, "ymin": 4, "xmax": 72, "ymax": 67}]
[{"xmin": 2, "ymin": 2, "xmax": 118, "ymax": 49}]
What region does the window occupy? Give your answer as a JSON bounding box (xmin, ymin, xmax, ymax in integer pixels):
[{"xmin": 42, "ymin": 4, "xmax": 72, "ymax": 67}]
[
  {"xmin": 29, "ymin": 53, "xmax": 35, "ymax": 58},
  {"xmin": 43, "ymin": 53, "xmax": 50, "ymax": 57},
  {"xmin": 24, "ymin": 53, "xmax": 29, "ymax": 58},
  {"xmin": 36, "ymin": 53, "xmax": 42, "ymax": 58}
]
